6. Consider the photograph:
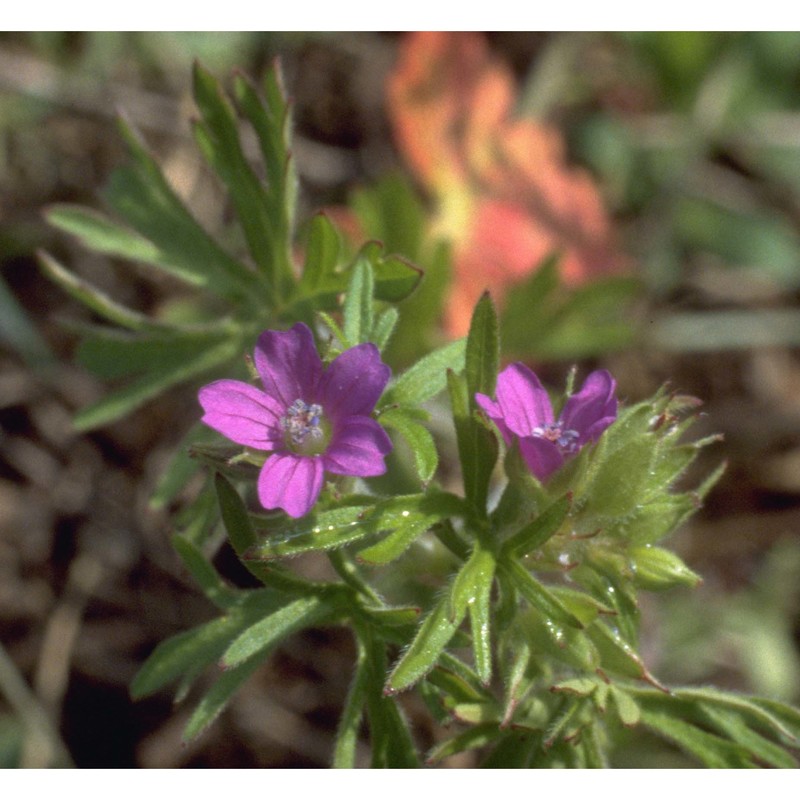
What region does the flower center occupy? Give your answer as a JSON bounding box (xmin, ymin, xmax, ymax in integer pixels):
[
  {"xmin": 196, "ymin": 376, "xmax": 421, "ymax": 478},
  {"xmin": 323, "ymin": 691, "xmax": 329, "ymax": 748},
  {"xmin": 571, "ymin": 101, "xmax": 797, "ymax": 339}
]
[
  {"xmin": 533, "ymin": 422, "xmax": 579, "ymax": 454},
  {"xmin": 281, "ymin": 399, "xmax": 328, "ymax": 455}
]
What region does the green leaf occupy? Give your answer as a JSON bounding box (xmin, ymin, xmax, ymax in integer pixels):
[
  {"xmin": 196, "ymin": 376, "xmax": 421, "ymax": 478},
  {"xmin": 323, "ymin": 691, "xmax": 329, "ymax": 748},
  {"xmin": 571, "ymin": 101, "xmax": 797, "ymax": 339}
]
[
  {"xmin": 665, "ymin": 687, "xmax": 799, "ymax": 744},
  {"xmin": 131, "ymin": 614, "xmax": 248, "ymax": 700},
  {"xmin": 332, "ymin": 648, "xmax": 369, "ymax": 768},
  {"xmin": 585, "ymin": 621, "xmax": 663, "ymax": 687},
  {"xmin": 37, "ymin": 249, "xmax": 161, "ymax": 333},
  {"xmin": 233, "ymin": 67, "xmax": 295, "ymax": 278},
  {"xmin": 377, "ymin": 408, "xmax": 438, "ymax": 485},
  {"xmin": 480, "ymin": 732, "xmax": 537, "ymax": 768},
  {"xmin": 342, "ymin": 255, "xmax": 374, "ymax": 346},
  {"xmin": 465, "ymin": 292, "xmax": 499, "ymax": 399},
  {"xmin": 0, "ymin": 272, "xmax": 54, "ymax": 370},
  {"xmin": 468, "ymin": 557, "xmax": 494, "ymax": 685},
  {"xmin": 435, "ymin": 652, "xmax": 495, "ymax": 702},
  {"xmin": 448, "ymin": 369, "xmax": 498, "ymax": 516},
  {"xmin": 698, "ymin": 704, "xmax": 796, "ymax": 768},
  {"xmin": 386, "ymin": 595, "xmax": 465, "ymax": 694},
  {"xmin": 638, "ymin": 706, "xmax": 756, "ymax": 768},
  {"xmin": 214, "ymin": 473, "xmax": 257, "ymax": 556},
  {"xmin": 221, "ymin": 596, "xmax": 327, "ymax": 668},
  {"xmin": 192, "ymin": 62, "xmax": 283, "ymax": 294},
  {"xmin": 382, "ymin": 338, "xmax": 466, "ymax": 406},
  {"xmin": 500, "ymin": 559, "xmax": 583, "ymax": 630},
  {"xmin": 372, "ymin": 253, "xmax": 423, "ymax": 303},
  {"xmin": 76, "ymin": 326, "xmax": 235, "ymax": 380},
  {"xmin": 245, "ymin": 505, "xmax": 372, "ymax": 559},
  {"xmin": 150, "ymin": 424, "xmax": 215, "ymax": 510},
  {"xmin": 171, "ymin": 535, "xmax": 239, "ymax": 609},
  {"xmin": 182, "ymin": 654, "xmax": 264, "ymax": 742},
  {"xmin": 104, "ymin": 116, "xmax": 259, "ymax": 301},
  {"xmin": 549, "ymin": 586, "xmax": 614, "ymax": 626},
  {"xmin": 551, "ymin": 678, "xmax": 601, "ymax": 698},
  {"xmin": 73, "ymin": 333, "xmax": 241, "ymax": 431},
  {"xmin": 609, "ymin": 685, "xmax": 641, "ymax": 727},
  {"xmin": 370, "ymin": 307, "xmax": 399, "ymax": 353},
  {"xmin": 350, "ymin": 172, "xmax": 426, "ymax": 260},
  {"xmin": 426, "ymin": 723, "xmax": 499, "ymax": 765},
  {"xmin": 501, "ymin": 493, "xmax": 571, "ymax": 558},
  {"xmin": 299, "ymin": 213, "xmax": 340, "ymax": 294},
  {"xmin": 499, "ymin": 254, "xmax": 559, "ymax": 353},
  {"xmin": 356, "ymin": 492, "xmax": 465, "ymax": 566},
  {"xmin": 356, "ymin": 625, "xmax": 420, "ymax": 767},
  {"xmin": 449, "ymin": 545, "xmax": 496, "ymax": 621},
  {"xmin": 362, "ymin": 605, "xmax": 421, "ymax": 628}
]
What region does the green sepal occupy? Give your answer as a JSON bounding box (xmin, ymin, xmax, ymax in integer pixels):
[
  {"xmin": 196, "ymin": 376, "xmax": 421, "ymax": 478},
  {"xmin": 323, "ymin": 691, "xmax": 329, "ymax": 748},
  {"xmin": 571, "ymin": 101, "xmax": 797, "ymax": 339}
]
[{"xmin": 629, "ymin": 545, "xmax": 702, "ymax": 590}]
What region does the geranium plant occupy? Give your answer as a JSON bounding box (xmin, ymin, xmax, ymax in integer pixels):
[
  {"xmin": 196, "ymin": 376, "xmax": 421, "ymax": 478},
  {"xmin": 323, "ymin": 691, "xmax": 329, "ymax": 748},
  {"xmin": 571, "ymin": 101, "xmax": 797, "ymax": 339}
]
[{"xmin": 41, "ymin": 59, "xmax": 800, "ymax": 768}]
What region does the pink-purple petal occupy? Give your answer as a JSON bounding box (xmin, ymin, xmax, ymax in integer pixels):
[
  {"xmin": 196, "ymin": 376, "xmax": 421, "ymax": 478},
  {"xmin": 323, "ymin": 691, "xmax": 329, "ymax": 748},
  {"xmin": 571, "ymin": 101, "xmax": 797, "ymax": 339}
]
[
  {"xmin": 495, "ymin": 363, "xmax": 554, "ymax": 437},
  {"xmin": 560, "ymin": 369, "xmax": 617, "ymax": 445},
  {"xmin": 198, "ymin": 379, "xmax": 284, "ymax": 450},
  {"xmin": 475, "ymin": 392, "xmax": 514, "ymax": 445},
  {"xmin": 318, "ymin": 343, "xmax": 391, "ymax": 419},
  {"xmin": 519, "ymin": 436, "xmax": 564, "ymax": 482},
  {"xmin": 323, "ymin": 416, "xmax": 392, "ymax": 477},
  {"xmin": 254, "ymin": 322, "xmax": 323, "ymax": 408},
  {"xmin": 257, "ymin": 453, "xmax": 324, "ymax": 518}
]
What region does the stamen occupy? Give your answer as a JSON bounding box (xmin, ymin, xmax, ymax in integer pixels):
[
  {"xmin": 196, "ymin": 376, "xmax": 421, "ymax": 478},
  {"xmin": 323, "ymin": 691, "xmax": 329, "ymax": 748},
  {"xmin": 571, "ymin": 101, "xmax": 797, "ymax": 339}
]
[
  {"xmin": 533, "ymin": 422, "xmax": 579, "ymax": 454},
  {"xmin": 281, "ymin": 399, "xmax": 324, "ymax": 446}
]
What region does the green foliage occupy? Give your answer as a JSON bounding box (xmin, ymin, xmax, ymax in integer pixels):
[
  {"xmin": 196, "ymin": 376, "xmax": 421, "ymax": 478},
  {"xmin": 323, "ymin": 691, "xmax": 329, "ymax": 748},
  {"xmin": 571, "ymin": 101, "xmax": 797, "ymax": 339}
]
[{"xmin": 45, "ymin": 60, "xmax": 800, "ymax": 768}]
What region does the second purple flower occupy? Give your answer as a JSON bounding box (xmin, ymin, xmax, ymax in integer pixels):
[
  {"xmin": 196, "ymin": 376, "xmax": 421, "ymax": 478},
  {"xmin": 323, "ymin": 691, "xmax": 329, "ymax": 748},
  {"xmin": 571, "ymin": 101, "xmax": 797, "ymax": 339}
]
[
  {"xmin": 198, "ymin": 323, "xmax": 392, "ymax": 518},
  {"xmin": 476, "ymin": 364, "xmax": 617, "ymax": 482}
]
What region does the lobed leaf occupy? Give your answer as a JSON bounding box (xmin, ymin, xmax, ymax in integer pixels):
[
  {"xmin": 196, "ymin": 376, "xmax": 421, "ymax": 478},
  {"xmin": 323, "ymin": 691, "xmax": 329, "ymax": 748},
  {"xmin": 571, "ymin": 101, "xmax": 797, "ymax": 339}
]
[{"xmin": 105, "ymin": 115, "xmax": 259, "ymax": 301}]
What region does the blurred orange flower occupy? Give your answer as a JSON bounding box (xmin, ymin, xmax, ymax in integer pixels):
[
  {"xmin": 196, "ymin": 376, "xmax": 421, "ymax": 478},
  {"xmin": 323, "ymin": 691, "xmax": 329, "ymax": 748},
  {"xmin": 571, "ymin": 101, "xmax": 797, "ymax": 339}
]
[{"xmin": 388, "ymin": 32, "xmax": 625, "ymax": 337}]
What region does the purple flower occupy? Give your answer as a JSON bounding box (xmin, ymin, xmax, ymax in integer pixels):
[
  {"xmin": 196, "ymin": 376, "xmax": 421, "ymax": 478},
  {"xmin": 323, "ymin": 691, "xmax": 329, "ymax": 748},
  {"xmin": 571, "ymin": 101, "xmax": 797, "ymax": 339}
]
[
  {"xmin": 198, "ymin": 323, "xmax": 392, "ymax": 518},
  {"xmin": 476, "ymin": 364, "xmax": 617, "ymax": 482}
]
